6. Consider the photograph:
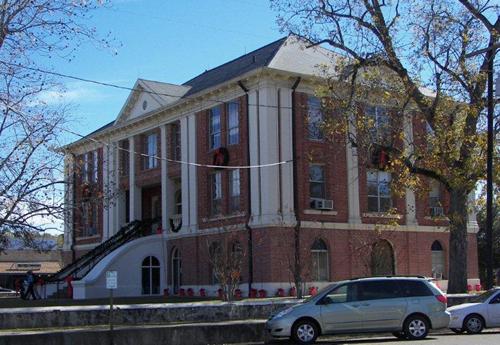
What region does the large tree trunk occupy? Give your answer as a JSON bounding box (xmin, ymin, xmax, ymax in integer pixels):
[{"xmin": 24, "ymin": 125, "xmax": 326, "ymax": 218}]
[{"xmin": 447, "ymin": 188, "xmax": 469, "ymax": 293}]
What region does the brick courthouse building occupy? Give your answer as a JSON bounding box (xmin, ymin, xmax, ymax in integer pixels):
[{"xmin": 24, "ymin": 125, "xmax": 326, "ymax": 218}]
[{"xmin": 62, "ymin": 36, "xmax": 479, "ymax": 299}]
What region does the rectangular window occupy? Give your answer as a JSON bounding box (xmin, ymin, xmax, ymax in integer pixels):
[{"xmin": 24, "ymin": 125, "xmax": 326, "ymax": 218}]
[
  {"xmin": 367, "ymin": 169, "xmax": 392, "ymax": 212},
  {"xmin": 429, "ymin": 180, "xmax": 443, "ymax": 216},
  {"xmin": 82, "ymin": 153, "xmax": 90, "ymax": 183},
  {"xmin": 91, "ymin": 150, "xmax": 98, "ymax": 183},
  {"xmin": 309, "ymin": 164, "xmax": 326, "ymax": 207},
  {"xmin": 172, "ymin": 122, "xmax": 181, "ymax": 161},
  {"xmin": 209, "ymin": 107, "xmax": 221, "ymax": 150},
  {"xmin": 211, "ymin": 171, "xmax": 222, "ymax": 215},
  {"xmin": 229, "ymin": 169, "xmax": 240, "ymax": 212},
  {"xmin": 366, "ymin": 106, "xmax": 391, "ymax": 145},
  {"xmin": 227, "ymin": 101, "xmax": 239, "ymax": 145},
  {"xmin": 144, "ymin": 133, "xmax": 158, "ymax": 169},
  {"xmin": 308, "ymin": 96, "xmax": 323, "ymax": 140},
  {"xmin": 82, "ymin": 202, "xmax": 97, "ymax": 237}
]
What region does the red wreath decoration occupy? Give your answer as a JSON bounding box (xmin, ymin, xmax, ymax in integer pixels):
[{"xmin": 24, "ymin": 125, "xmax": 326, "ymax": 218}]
[{"xmin": 212, "ymin": 147, "xmax": 229, "ymax": 167}]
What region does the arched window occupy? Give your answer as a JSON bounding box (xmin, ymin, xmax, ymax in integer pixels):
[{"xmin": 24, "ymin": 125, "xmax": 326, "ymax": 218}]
[
  {"xmin": 171, "ymin": 247, "xmax": 182, "ymax": 294},
  {"xmin": 141, "ymin": 256, "xmax": 160, "ymax": 295},
  {"xmin": 311, "ymin": 239, "xmax": 329, "ymax": 281},
  {"xmin": 371, "ymin": 240, "xmax": 395, "ymax": 276},
  {"xmin": 431, "ymin": 241, "xmax": 445, "ymax": 279}
]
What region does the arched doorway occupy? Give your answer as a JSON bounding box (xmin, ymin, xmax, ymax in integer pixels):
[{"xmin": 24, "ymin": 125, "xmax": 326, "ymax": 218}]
[
  {"xmin": 431, "ymin": 241, "xmax": 445, "ymax": 279},
  {"xmin": 371, "ymin": 240, "xmax": 395, "ymax": 276},
  {"xmin": 141, "ymin": 256, "xmax": 160, "ymax": 295},
  {"xmin": 171, "ymin": 247, "xmax": 182, "ymax": 294}
]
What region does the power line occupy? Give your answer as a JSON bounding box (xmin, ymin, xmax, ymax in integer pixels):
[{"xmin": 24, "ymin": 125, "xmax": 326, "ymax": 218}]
[
  {"xmin": 0, "ymin": 61, "xmax": 301, "ymax": 111},
  {"xmin": 6, "ymin": 104, "xmax": 293, "ymax": 170}
]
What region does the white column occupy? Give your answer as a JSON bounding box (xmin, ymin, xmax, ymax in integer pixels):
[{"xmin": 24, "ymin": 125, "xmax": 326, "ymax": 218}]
[
  {"xmin": 258, "ymin": 83, "xmax": 281, "ymax": 225},
  {"xmin": 403, "ymin": 113, "xmax": 417, "ymax": 225},
  {"xmin": 187, "ymin": 114, "xmax": 198, "ymax": 232},
  {"xmin": 129, "ymin": 136, "xmax": 141, "ymax": 221},
  {"xmin": 108, "ymin": 143, "xmax": 117, "ymax": 235},
  {"xmin": 346, "ymin": 123, "xmax": 361, "ymax": 223},
  {"xmin": 114, "ymin": 143, "xmax": 126, "ymax": 229},
  {"xmin": 160, "ymin": 125, "xmax": 169, "ymax": 232},
  {"xmin": 63, "ymin": 154, "xmax": 74, "ymax": 251},
  {"xmin": 279, "ymin": 88, "xmax": 296, "ymax": 225},
  {"xmin": 467, "ymin": 191, "xmax": 478, "ymax": 230},
  {"xmin": 248, "ymin": 90, "xmax": 262, "ymax": 223},
  {"xmin": 103, "ymin": 145, "xmax": 110, "ymax": 240},
  {"xmin": 180, "ymin": 117, "xmax": 190, "ymax": 231}
]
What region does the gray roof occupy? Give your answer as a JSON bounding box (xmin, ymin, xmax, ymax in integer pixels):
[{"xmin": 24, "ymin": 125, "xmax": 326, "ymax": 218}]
[
  {"xmin": 181, "ymin": 37, "xmax": 287, "ymax": 97},
  {"xmin": 78, "ymin": 37, "xmax": 288, "ymax": 142}
]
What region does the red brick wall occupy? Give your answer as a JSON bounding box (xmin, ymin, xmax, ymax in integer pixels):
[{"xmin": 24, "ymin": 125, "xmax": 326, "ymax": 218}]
[
  {"xmin": 196, "ymin": 96, "xmax": 249, "ymax": 229},
  {"xmin": 165, "ymin": 227, "xmax": 478, "ymax": 285},
  {"xmin": 293, "ymin": 92, "xmax": 349, "ymax": 222}
]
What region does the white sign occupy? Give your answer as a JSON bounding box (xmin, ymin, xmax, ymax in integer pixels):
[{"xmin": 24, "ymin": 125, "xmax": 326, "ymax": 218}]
[{"xmin": 106, "ymin": 271, "xmax": 118, "ymax": 289}]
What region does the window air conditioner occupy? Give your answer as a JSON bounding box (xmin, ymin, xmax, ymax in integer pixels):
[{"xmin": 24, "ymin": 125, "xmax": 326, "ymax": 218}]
[
  {"xmin": 430, "ymin": 207, "xmax": 444, "ymax": 217},
  {"xmin": 312, "ymin": 199, "xmax": 334, "ymax": 210}
]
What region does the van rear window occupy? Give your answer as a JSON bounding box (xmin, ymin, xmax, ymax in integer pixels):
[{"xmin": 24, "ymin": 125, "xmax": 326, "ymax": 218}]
[{"xmin": 399, "ymin": 280, "xmax": 433, "ymax": 297}]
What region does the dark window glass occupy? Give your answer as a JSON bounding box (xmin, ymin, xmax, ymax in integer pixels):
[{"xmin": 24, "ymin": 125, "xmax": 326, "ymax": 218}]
[
  {"xmin": 399, "ymin": 280, "xmax": 433, "ymax": 297},
  {"xmin": 357, "ymin": 281, "xmax": 402, "ymax": 301}
]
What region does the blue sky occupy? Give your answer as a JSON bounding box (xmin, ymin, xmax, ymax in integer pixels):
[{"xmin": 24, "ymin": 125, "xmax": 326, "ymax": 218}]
[{"xmin": 47, "ymin": 0, "xmax": 282, "ymax": 142}]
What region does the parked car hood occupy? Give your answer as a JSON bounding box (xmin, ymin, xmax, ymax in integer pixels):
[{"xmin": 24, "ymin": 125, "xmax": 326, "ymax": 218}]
[{"xmin": 448, "ymin": 303, "xmax": 481, "ymax": 312}]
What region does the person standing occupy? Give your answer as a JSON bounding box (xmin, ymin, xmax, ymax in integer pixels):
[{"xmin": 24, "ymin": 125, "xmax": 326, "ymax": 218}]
[{"xmin": 24, "ymin": 270, "xmax": 37, "ymax": 300}]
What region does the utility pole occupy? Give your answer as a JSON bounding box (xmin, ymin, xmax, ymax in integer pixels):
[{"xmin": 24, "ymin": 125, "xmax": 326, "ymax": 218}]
[{"xmin": 466, "ymin": 40, "xmax": 498, "ymax": 290}]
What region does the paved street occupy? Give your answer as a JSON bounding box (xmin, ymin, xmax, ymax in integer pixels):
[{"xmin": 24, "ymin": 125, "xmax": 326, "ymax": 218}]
[{"xmin": 262, "ymin": 330, "xmax": 500, "ymax": 344}]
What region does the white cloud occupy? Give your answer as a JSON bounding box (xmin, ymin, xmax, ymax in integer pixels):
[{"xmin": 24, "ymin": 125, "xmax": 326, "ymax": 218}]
[{"xmin": 36, "ymin": 82, "xmax": 109, "ymax": 106}]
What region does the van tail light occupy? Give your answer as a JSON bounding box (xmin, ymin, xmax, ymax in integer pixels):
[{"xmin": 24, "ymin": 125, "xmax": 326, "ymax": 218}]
[{"xmin": 435, "ymin": 294, "xmax": 447, "ymax": 304}]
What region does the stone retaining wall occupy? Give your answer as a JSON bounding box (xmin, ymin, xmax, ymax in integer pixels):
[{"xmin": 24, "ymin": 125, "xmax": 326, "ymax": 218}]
[
  {"xmin": 0, "ymin": 295, "xmax": 475, "ymax": 331},
  {"xmin": 0, "ymin": 300, "xmax": 292, "ymax": 330},
  {"xmin": 0, "ymin": 321, "xmax": 266, "ymax": 345}
]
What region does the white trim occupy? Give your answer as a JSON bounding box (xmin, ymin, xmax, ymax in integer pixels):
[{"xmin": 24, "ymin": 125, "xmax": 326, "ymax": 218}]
[{"xmin": 304, "ymin": 209, "xmax": 338, "ymax": 216}]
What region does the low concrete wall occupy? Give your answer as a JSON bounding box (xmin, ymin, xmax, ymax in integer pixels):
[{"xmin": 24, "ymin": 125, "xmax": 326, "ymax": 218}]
[
  {"xmin": 0, "ymin": 321, "xmax": 266, "ymax": 345},
  {"xmin": 0, "ymin": 300, "xmax": 292, "ymax": 330},
  {"xmin": 0, "ymin": 294, "xmax": 476, "ymax": 331}
]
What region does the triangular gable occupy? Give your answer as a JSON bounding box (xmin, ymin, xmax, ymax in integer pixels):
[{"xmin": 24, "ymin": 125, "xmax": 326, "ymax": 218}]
[
  {"xmin": 268, "ymin": 36, "xmax": 340, "ymax": 77},
  {"xmin": 114, "ymin": 79, "xmax": 190, "ymax": 125}
]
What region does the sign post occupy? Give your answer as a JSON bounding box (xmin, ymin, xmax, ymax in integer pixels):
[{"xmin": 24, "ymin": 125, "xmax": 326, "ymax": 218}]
[{"xmin": 106, "ymin": 271, "xmax": 117, "ymax": 345}]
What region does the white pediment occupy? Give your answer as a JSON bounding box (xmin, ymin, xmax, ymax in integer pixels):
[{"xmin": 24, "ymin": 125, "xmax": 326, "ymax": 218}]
[
  {"xmin": 115, "ymin": 79, "xmax": 191, "ymax": 125},
  {"xmin": 268, "ymin": 36, "xmax": 340, "ymax": 78}
]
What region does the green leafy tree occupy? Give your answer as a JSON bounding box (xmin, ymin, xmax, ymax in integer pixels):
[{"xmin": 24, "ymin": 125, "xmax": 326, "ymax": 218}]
[{"xmin": 272, "ymin": 0, "xmax": 499, "ymax": 292}]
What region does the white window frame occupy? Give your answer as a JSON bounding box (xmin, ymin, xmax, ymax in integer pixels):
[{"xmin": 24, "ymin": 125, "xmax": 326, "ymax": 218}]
[
  {"xmin": 367, "ymin": 169, "xmax": 392, "ymax": 212},
  {"xmin": 82, "ymin": 153, "xmax": 90, "ymax": 183},
  {"xmin": 211, "ymin": 171, "xmax": 222, "ymax": 215},
  {"xmin": 366, "ymin": 106, "xmax": 391, "ymax": 145},
  {"xmin": 309, "ymin": 164, "xmax": 326, "ymax": 205},
  {"xmin": 145, "ymin": 133, "xmax": 158, "ymax": 169},
  {"xmin": 92, "ymin": 150, "xmax": 98, "ymax": 183},
  {"xmin": 227, "ymin": 101, "xmax": 239, "ymax": 145},
  {"xmin": 229, "ymin": 169, "xmax": 240, "ymax": 212},
  {"xmin": 311, "ymin": 239, "xmax": 329, "ymax": 281},
  {"xmin": 209, "ymin": 107, "xmax": 221, "ymax": 150},
  {"xmin": 307, "ymin": 96, "xmax": 324, "ymax": 140}
]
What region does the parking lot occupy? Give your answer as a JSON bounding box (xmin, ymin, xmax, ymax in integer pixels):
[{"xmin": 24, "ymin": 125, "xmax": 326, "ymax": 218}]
[{"xmin": 263, "ymin": 330, "xmax": 500, "ymax": 344}]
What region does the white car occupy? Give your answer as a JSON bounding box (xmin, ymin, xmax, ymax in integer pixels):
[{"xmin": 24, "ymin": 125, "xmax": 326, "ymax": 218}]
[{"xmin": 448, "ymin": 287, "xmax": 500, "ymax": 334}]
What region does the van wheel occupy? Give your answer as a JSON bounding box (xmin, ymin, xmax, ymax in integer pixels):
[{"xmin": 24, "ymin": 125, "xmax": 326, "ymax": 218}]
[
  {"xmin": 404, "ymin": 315, "xmax": 429, "ymax": 340},
  {"xmin": 392, "ymin": 331, "xmax": 408, "ymax": 339},
  {"xmin": 291, "ymin": 319, "xmax": 319, "ymax": 344},
  {"xmin": 463, "ymin": 314, "xmax": 484, "ymax": 334}
]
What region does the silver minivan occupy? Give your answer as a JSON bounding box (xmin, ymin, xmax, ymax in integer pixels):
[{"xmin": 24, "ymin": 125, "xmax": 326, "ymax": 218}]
[{"xmin": 266, "ymin": 277, "xmax": 450, "ymax": 344}]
